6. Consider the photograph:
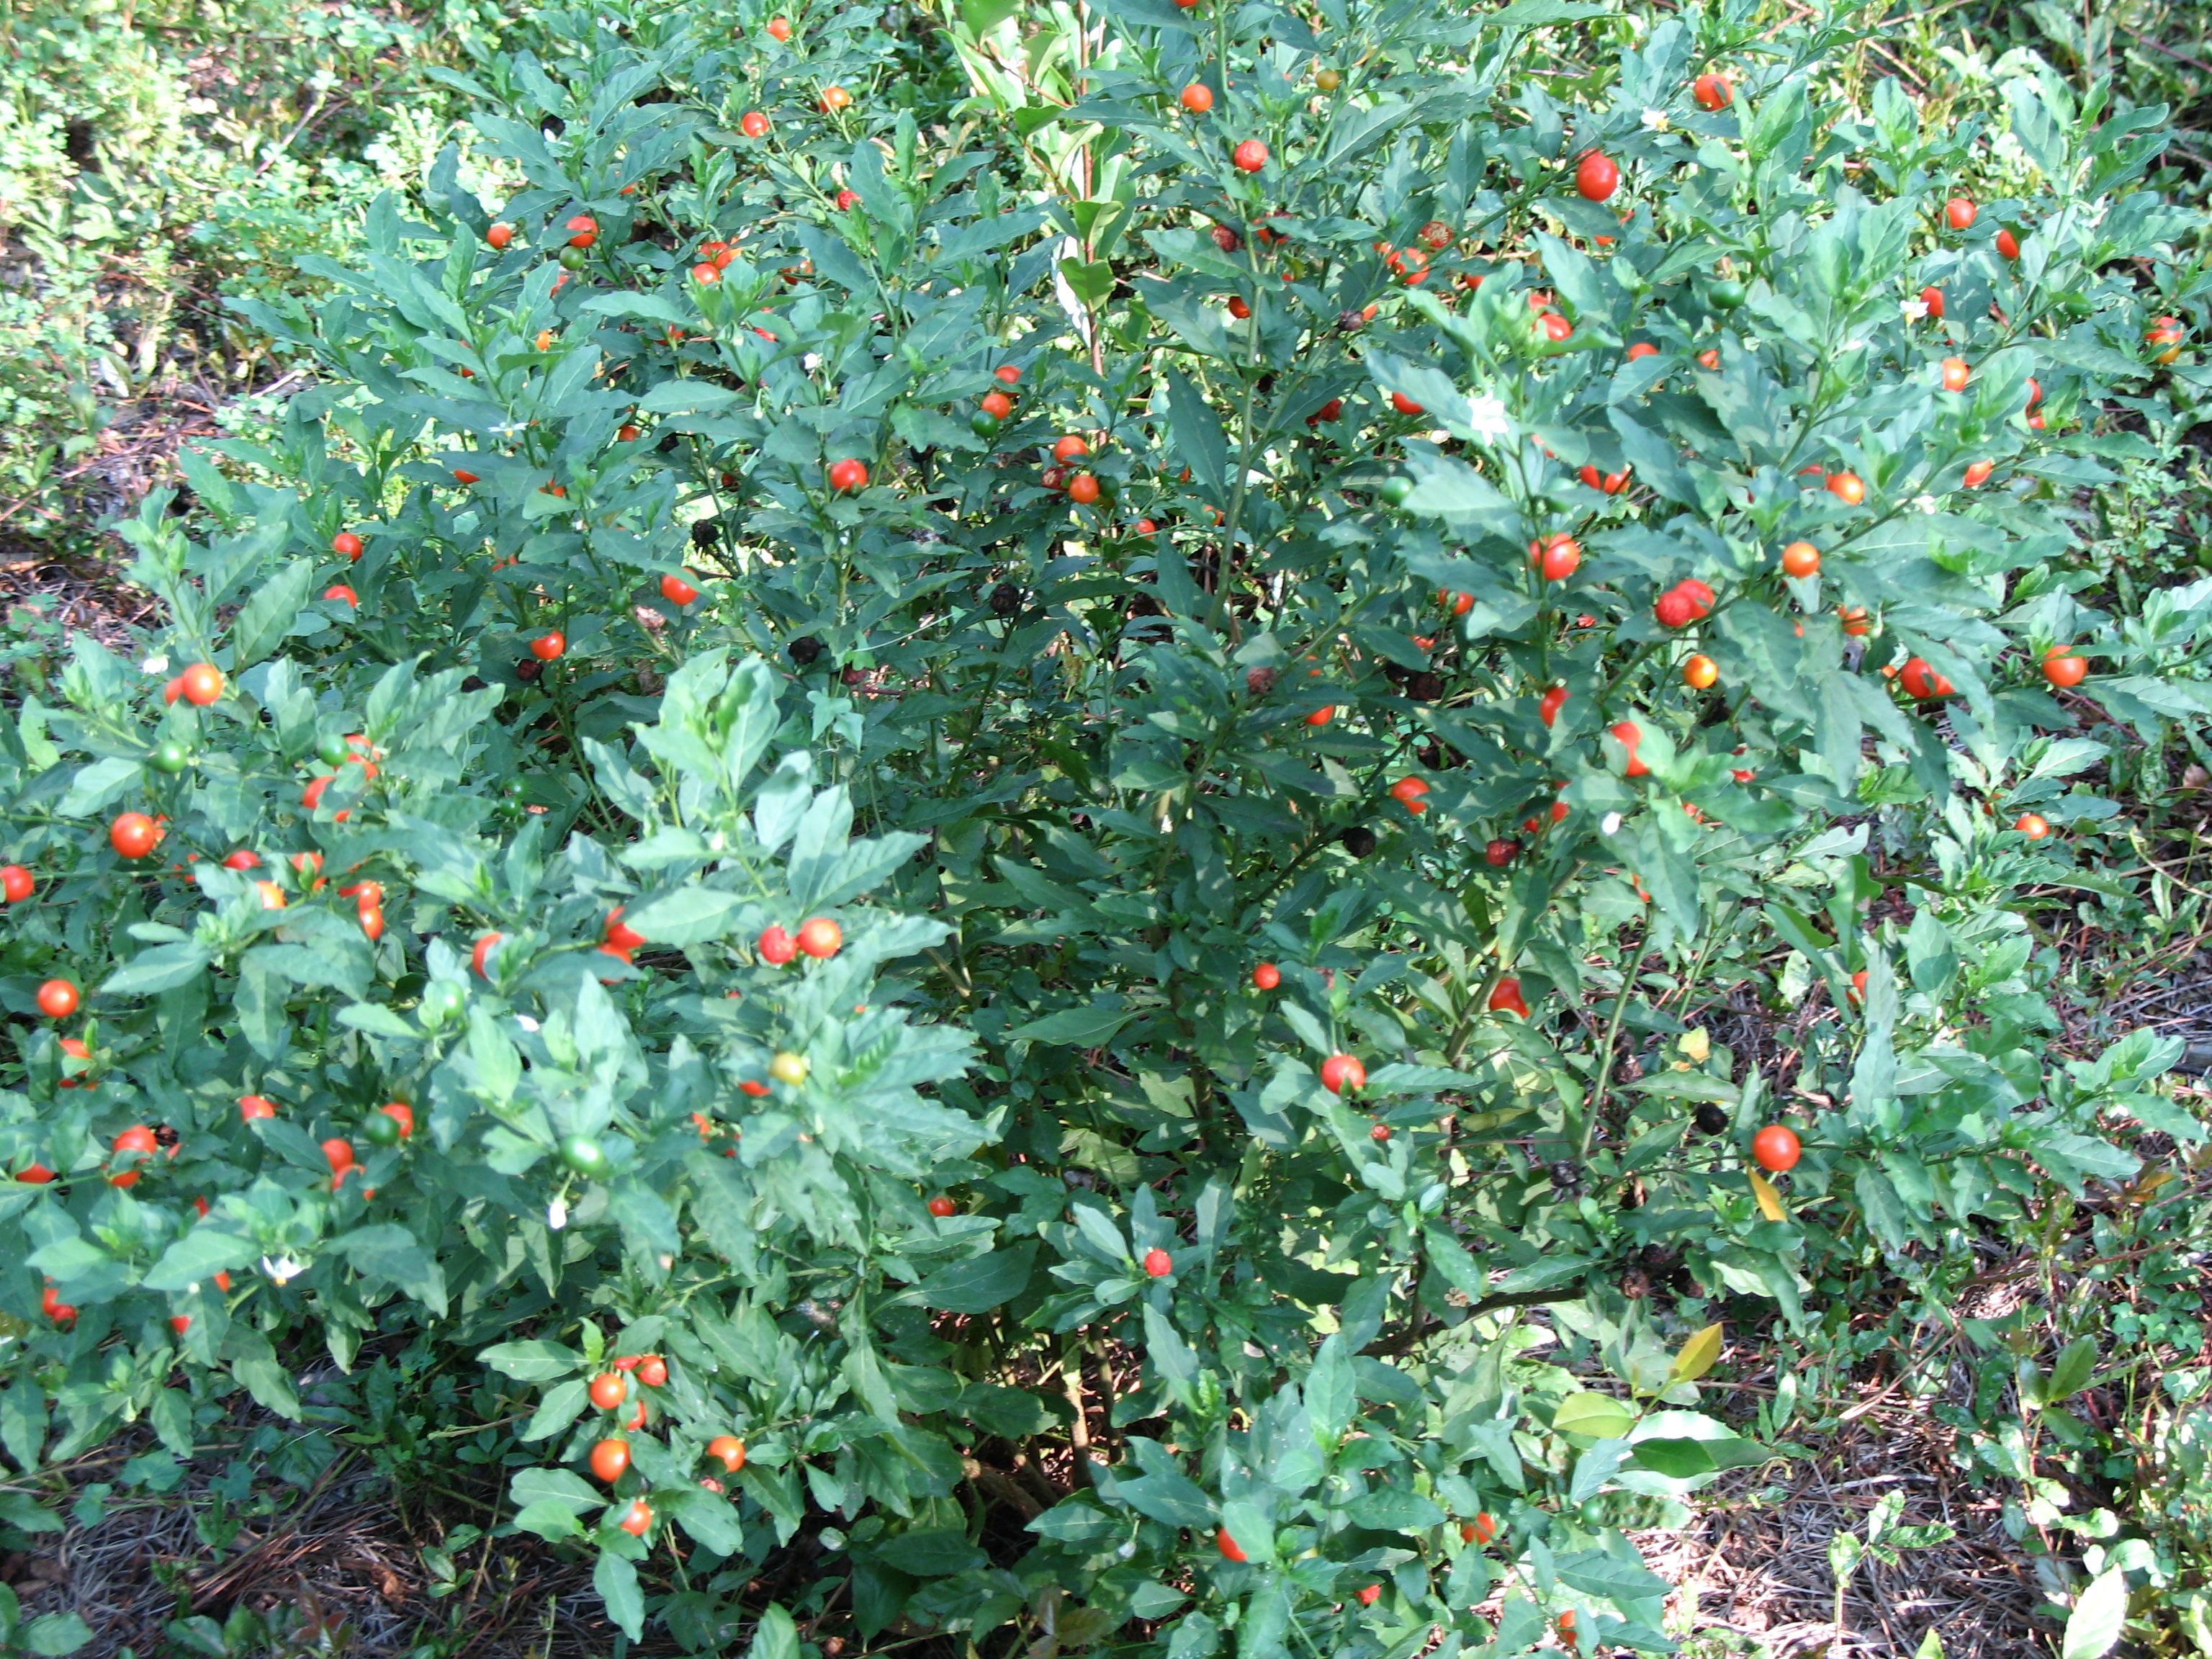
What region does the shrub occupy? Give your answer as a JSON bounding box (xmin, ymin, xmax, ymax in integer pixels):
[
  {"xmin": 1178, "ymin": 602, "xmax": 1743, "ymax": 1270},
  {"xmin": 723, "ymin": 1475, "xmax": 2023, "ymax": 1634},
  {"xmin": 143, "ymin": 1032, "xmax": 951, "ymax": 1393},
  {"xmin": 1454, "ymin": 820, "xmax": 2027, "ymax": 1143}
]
[{"xmin": 3, "ymin": 0, "xmax": 2209, "ymax": 1651}]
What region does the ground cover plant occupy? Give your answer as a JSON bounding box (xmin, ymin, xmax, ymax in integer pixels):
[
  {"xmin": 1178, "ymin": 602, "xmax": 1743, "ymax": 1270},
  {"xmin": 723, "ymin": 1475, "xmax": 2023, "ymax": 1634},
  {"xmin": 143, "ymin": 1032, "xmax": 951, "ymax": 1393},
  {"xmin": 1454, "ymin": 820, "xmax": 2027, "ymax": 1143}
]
[{"xmin": 4, "ymin": 0, "xmax": 2212, "ymax": 1655}]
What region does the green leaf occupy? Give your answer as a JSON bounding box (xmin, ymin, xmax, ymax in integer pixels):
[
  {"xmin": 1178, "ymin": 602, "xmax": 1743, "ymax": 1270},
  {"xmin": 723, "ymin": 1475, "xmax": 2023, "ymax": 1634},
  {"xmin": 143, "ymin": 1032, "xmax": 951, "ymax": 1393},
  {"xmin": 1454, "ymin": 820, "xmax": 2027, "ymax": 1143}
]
[
  {"xmin": 58, "ymin": 757, "xmax": 143, "ymax": 819},
  {"xmin": 1112, "ymin": 1470, "xmax": 1215, "ymax": 1528},
  {"xmin": 231, "ymin": 561, "xmax": 316, "ymax": 669},
  {"xmin": 1163, "ymin": 370, "xmax": 1228, "ymax": 495},
  {"xmin": 1552, "ymin": 1393, "xmax": 1637, "ymax": 1439},
  {"xmin": 1305, "ymin": 1334, "xmax": 1355, "ymax": 1442},
  {"xmin": 511, "ymin": 1500, "xmax": 585, "ymax": 1541},
  {"xmin": 1554, "ymin": 1547, "xmax": 1668, "ymax": 1601},
  {"xmin": 521, "ymin": 1380, "xmax": 589, "ymax": 1443},
  {"xmin": 595, "ymin": 1548, "xmax": 646, "ymax": 1641},
  {"xmin": 1004, "ymin": 1003, "xmax": 1133, "ymax": 1046},
  {"xmin": 330, "ymin": 1225, "xmax": 445, "ymax": 1310},
  {"xmin": 0, "ymin": 1493, "xmax": 62, "ymax": 1534},
  {"xmin": 480, "ymin": 1340, "xmax": 583, "ymax": 1382},
  {"xmin": 22, "ymin": 1612, "xmax": 92, "ymax": 1656},
  {"xmin": 2062, "ymin": 1567, "xmax": 2128, "ymax": 1659},
  {"xmin": 624, "ymin": 887, "xmax": 743, "ymax": 944},
  {"xmin": 2045, "ymin": 1336, "xmax": 2098, "ymax": 1404},
  {"xmin": 749, "ymin": 1604, "xmax": 800, "ymax": 1659},
  {"xmin": 673, "ymin": 1489, "xmax": 745, "ymax": 1555},
  {"xmin": 142, "ymin": 1226, "xmax": 253, "ymax": 1292},
  {"xmin": 511, "ymin": 1466, "xmax": 605, "ymax": 1513},
  {"xmin": 874, "ymin": 1528, "xmax": 986, "ymax": 1575},
  {"xmin": 916, "ymin": 1242, "xmax": 1035, "ymax": 1313}
]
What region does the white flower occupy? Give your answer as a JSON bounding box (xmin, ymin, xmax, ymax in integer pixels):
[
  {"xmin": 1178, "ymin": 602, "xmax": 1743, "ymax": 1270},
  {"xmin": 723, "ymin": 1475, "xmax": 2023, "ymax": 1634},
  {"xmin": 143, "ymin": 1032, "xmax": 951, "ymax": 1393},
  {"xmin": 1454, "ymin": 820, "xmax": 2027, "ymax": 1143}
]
[
  {"xmin": 803, "ymin": 352, "xmax": 822, "ymax": 372},
  {"xmin": 515, "ymin": 1014, "xmax": 541, "ymax": 1033},
  {"xmin": 143, "ymin": 655, "xmax": 170, "ymax": 675},
  {"xmin": 1641, "ymin": 108, "xmax": 1670, "ymax": 132},
  {"xmin": 1915, "ymin": 493, "xmax": 1941, "ymax": 514},
  {"xmin": 261, "ymin": 1254, "xmax": 305, "ymax": 1285},
  {"xmin": 1899, "ymin": 298, "xmax": 1929, "ymax": 323},
  {"xmin": 1464, "ymin": 394, "xmax": 1514, "ymax": 443},
  {"xmin": 1840, "ymin": 338, "xmax": 1867, "ymax": 353},
  {"xmin": 1601, "ymin": 811, "xmax": 1623, "ymax": 835},
  {"xmin": 548, "ymin": 1197, "xmax": 569, "ymax": 1231}
]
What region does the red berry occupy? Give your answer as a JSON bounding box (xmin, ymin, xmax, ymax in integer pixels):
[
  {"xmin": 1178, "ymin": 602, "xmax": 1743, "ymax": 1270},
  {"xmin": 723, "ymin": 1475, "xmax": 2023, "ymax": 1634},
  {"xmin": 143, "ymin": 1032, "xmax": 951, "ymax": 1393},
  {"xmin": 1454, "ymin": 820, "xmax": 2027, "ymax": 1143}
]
[
  {"xmin": 828, "ymin": 458, "xmax": 868, "ymax": 492},
  {"xmin": 1692, "ymin": 73, "xmax": 1731, "ymax": 110},
  {"xmin": 1751, "ymin": 1124, "xmax": 1801, "ymax": 1172},
  {"xmin": 590, "ymin": 1438, "xmax": 631, "ymax": 1483},
  {"xmin": 1319, "ymin": 1053, "xmax": 1366, "ymax": 1094},
  {"xmin": 757, "ymin": 925, "xmax": 798, "ymax": 965},
  {"xmin": 0, "ymin": 865, "xmax": 32, "ymax": 903},
  {"xmin": 2041, "ymin": 646, "xmax": 2087, "ymax": 688},
  {"xmin": 531, "ymin": 631, "xmax": 566, "ymax": 661},
  {"xmin": 36, "ymin": 979, "xmax": 78, "ymax": 1019},
  {"xmin": 1179, "ymin": 84, "xmax": 1213, "ymax": 113},
  {"xmin": 1944, "ymin": 196, "xmax": 1976, "ymax": 230},
  {"xmin": 332, "ymin": 531, "xmax": 364, "ymax": 559},
  {"xmin": 1574, "ymin": 150, "xmax": 1619, "ymax": 202},
  {"xmin": 1251, "ymin": 962, "xmax": 1281, "ymax": 990},
  {"xmin": 660, "ymin": 572, "xmax": 699, "ymax": 606},
  {"xmin": 1232, "ymin": 139, "xmax": 1268, "ymax": 172},
  {"xmin": 179, "ymin": 662, "xmax": 224, "ymax": 706},
  {"xmin": 1143, "ymin": 1247, "xmax": 1173, "ymax": 1277},
  {"xmin": 927, "ymin": 1195, "xmax": 957, "ymax": 1217}
]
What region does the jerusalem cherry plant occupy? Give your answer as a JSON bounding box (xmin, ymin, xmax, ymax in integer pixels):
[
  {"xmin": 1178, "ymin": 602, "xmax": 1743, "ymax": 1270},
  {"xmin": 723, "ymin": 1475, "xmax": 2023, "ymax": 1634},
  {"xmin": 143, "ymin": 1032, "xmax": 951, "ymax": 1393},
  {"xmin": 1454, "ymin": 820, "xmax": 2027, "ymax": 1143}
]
[{"xmin": 1, "ymin": 0, "xmax": 2209, "ymax": 1653}]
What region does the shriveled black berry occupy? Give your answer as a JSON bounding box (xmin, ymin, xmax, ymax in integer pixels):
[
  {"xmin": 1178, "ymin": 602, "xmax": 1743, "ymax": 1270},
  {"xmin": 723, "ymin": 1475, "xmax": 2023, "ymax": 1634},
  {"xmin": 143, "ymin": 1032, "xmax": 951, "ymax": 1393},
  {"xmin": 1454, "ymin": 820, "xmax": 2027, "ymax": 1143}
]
[
  {"xmin": 152, "ymin": 1123, "xmax": 181, "ymax": 1150},
  {"xmin": 788, "ymin": 636, "xmax": 823, "ymax": 665},
  {"xmin": 1620, "ymin": 1267, "xmax": 1653, "ymax": 1300},
  {"xmin": 1407, "ymin": 671, "xmax": 1444, "ymax": 701},
  {"xmin": 460, "ymin": 675, "xmax": 488, "ymax": 693},
  {"xmin": 1246, "ymin": 665, "xmax": 1277, "ymax": 696},
  {"xmin": 1548, "ymin": 1159, "xmax": 1581, "ymax": 1189},
  {"xmin": 515, "ymin": 659, "xmax": 543, "ymax": 682},
  {"xmin": 1693, "ymin": 1103, "xmax": 1730, "ymax": 1136},
  {"xmin": 1337, "ymin": 308, "xmax": 1367, "ymax": 331},
  {"xmin": 989, "ymin": 582, "xmax": 1022, "ymax": 615},
  {"xmin": 691, "ymin": 520, "xmax": 718, "ymax": 547},
  {"xmin": 1341, "ymin": 826, "xmax": 1377, "ymax": 858}
]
